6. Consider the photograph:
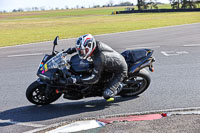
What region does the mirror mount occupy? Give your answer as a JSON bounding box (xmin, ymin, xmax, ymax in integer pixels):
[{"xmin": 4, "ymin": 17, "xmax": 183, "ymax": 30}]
[{"xmin": 52, "ymin": 36, "xmax": 59, "ymax": 55}]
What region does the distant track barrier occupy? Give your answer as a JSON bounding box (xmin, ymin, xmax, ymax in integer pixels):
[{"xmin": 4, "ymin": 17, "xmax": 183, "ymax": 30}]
[{"xmin": 113, "ymin": 8, "xmax": 200, "ymax": 14}]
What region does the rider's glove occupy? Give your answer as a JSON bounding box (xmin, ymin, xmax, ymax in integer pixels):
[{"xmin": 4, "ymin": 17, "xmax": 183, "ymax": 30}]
[
  {"xmin": 66, "ymin": 76, "xmax": 81, "ymax": 85},
  {"xmin": 65, "ymin": 48, "xmax": 76, "ymax": 54},
  {"xmin": 66, "ymin": 77, "xmax": 76, "ymax": 84}
]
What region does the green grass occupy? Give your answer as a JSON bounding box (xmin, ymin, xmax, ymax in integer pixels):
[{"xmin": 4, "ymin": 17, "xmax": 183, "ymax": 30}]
[
  {"xmin": 0, "ymin": 7, "xmax": 129, "ymax": 20},
  {"xmin": 1, "ymin": 5, "xmax": 171, "ymax": 20},
  {"xmin": 0, "ymin": 5, "xmax": 200, "ymax": 47}
]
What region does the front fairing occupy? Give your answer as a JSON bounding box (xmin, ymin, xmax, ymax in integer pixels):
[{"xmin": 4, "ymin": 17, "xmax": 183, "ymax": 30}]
[
  {"xmin": 37, "ymin": 52, "xmax": 69, "ymax": 81},
  {"xmin": 37, "ymin": 54, "xmax": 53, "ymax": 76}
]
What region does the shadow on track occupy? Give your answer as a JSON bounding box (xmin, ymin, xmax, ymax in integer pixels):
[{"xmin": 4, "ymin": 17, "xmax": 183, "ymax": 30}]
[{"xmin": 0, "ymin": 96, "xmax": 138, "ymax": 127}]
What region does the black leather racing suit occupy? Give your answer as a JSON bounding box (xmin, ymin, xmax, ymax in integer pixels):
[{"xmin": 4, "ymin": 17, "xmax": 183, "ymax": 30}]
[{"xmin": 67, "ymin": 41, "xmax": 128, "ymax": 98}]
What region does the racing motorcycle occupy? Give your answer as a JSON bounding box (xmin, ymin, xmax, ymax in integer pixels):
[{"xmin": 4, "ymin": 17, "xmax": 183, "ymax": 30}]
[{"xmin": 26, "ymin": 36, "xmax": 155, "ymax": 105}]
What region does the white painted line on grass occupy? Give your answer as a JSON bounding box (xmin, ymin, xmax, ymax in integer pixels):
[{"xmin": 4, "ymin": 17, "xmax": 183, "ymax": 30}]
[
  {"xmin": 184, "ymin": 44, "xmax": 200, "ymax": 47},
  {"xmin": 46, "ymin": 120, "xmax": 105, "ymax": 133},
  {"xmin": 126, "ymin": 46, "xmax": 160, "ymax": 49},
  {"xmin": 0, "ymin": 119, "xmax": 45, "ymax": 128},
  {"xmin": 8, "ymin": 53, "xmax": 43, "ymax": 57}
]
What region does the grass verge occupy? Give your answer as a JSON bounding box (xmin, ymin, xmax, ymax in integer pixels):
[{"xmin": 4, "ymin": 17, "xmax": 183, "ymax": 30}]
[{"xmin": 0, "ymin": 6, "xmax": 200, "ymax": 47}]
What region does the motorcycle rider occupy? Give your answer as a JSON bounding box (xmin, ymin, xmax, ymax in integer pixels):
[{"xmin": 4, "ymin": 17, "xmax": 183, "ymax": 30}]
[{"xmin": 64, "ymin": 34, "xmax": 128, "ymax": 101}]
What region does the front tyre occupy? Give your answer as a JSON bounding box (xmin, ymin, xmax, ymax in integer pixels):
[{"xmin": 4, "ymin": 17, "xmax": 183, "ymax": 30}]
[
  {"xmin": 120, "ymin": 69, "xmax": 151, "ymax": 97},
  {"xmin": 26, "ymin": 81, "xmax": 62, "ymax": 105}
]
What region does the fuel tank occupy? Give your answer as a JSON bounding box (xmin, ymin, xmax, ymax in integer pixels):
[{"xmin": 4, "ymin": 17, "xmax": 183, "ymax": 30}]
[{"xmin": 70, "ymin": 54, "xmax": 92, "ymax": 73}]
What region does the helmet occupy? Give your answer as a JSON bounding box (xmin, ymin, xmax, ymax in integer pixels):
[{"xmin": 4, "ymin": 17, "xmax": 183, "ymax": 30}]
[{"xmin": 76, "ymin": 34, "xmax": 96, "ymax": 59}]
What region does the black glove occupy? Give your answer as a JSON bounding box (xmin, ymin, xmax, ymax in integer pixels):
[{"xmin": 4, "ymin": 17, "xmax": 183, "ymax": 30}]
[
  {"xmin": 66, "ymin": 77, "xmax": 76, "ymax": 85},
  {"xmin": 66, "ymin": 76, "xmax": 81, "ymax": 85},
  {"xmin": 65, "ymin": 48, "xmax": 76, "ymax": 54}
]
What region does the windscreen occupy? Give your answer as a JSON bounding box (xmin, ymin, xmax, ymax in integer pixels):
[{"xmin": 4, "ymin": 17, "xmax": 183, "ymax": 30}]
[{"xmin": 42, "ymin": 52, "xmax": 68, "ymax": 72}]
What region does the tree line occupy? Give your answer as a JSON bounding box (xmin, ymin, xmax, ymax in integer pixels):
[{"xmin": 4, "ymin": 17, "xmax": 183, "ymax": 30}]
[
  {"xmin": 169, "ymin": 0, "xmax": 200, "ymax": 9},
  {"xmin": 136, "ymin": 0, "xmax": 200, "ymax": 10},
  {"xmin": 1, "ymin": 0, "xmax": 200, "ymax": 13}
]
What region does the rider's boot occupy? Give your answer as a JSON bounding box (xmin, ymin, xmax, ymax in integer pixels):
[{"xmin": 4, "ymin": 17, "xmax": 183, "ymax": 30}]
[
  {"xmin": 103, "ymin": 89, "xmax": 115, "ymax": 102},
  {"xmin": 103, "ymin": 83, "xmax": 123, "ymax": 102}
]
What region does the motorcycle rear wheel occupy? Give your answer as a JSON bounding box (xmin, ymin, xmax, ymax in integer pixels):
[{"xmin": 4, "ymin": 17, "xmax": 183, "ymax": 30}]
[
  {"xmin": 26, "ymin": 81, "xmax": 62, "ymax": 105},
  {"xmin": 120, "ymin": 69, "xmax": 151, "ymax": 97}
]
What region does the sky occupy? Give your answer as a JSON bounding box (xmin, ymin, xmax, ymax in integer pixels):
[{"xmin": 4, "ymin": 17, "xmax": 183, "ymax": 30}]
[{"xmin": 0, "ymin": 0, "xmax": 170, "ymax": 12}]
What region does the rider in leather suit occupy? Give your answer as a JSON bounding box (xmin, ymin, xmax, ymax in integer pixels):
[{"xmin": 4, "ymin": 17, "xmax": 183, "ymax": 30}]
[{"xmin": 65, "ymin": 34, "xmax": 128, "ymax": 101}]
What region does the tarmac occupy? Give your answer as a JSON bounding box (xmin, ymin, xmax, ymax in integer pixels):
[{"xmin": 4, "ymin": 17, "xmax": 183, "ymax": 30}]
[{"xmin": 37, "ymin": 108, "xmax": 200, "ymax": 133}]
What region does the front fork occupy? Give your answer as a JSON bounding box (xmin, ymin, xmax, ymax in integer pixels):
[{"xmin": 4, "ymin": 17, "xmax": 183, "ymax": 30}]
[{"xmin": 36, "ymin": 78, "xmax": 58, "ymax": 96}]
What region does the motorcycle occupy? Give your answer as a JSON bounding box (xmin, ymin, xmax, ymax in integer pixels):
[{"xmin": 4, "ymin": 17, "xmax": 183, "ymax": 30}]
[{"xmin": 26, "ymin": 36, "xmax": 155, "ymax": 105}]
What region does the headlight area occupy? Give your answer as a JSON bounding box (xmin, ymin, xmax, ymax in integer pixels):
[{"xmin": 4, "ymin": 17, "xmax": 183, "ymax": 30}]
[{"xmin": 37, "ymin": 74, "xmax": 50, "ymax": 81}]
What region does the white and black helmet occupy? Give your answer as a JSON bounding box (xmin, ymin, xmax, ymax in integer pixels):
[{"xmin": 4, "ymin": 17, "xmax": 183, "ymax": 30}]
[{"xmin": 76, "ymin": 34, "xmax": 96, "ymax": 59}]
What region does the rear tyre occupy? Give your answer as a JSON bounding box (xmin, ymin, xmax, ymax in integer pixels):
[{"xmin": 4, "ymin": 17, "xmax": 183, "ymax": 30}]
[
  {"xmin": 120, "ymin": 69, "xmax": 151, "ymax": 97},
  {"xmin": 26, "ymin": 81, "xmax": 62, "ymax": 105}
]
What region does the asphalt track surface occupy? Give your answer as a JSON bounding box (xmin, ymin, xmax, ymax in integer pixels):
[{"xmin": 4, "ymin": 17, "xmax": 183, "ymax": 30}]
[{"xmin": 0, "ymin": 23, "xmax": 200, "ymax": 133}]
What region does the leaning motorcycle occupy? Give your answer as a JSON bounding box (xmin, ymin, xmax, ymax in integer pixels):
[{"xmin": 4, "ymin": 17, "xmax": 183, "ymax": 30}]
[{"xmin": 26, "ymin": 36, "xmax": 155, "ymax": 105}]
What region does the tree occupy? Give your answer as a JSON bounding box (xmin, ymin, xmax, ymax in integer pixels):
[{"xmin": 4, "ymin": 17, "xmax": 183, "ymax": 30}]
[
  {"xmin": 138, "ymin": 0, "xmax": 147, "ymax": 9},
  {"xmin": 137, "ymin": 0, "xmax": 142, "ymax": 10},
  {"xmin": 32, "ymin": 7, "xmax": 39, "ymax": 11},
  {"xmin": 93, "ymin": 5, "xmax": 100, "ymax": 8},
  {"xmin": 118, "ymin": 2, "xmax": 133, "ymax": 6},
  {"xmin": 146, "ymin": 0, "xmax": 158, "ymax": 9},
  {"xmin": 12, "ymin": 9, "xmax": 17, "ymax": 12},
  {"xmin": 137, "ymin": 0, "xmax": 159, "ymax": 10},
  {"xmin": 65, "ymin": 6, "xmax": 69, "ymax": 9},
  {"xmin": 109, "ymin": 0, "xmax": 114, "ymax": 7},
  {"xmin": 196, "ymin": 0, "xmax": 200, "ymax": 7},
  {"xmin": 170, "ymin": 0, "xmax": 199, "ymax": 9},
  {"xmin": 171, "ymin": 0, "xmax": 180, "ymax": 9},
  {"xmin": 181, "ymin": 0, "xmax": 197, "ymax": 9},
  {"xmin": 17, "ymin": 8, "xmax": 24, "ymax": 12}
]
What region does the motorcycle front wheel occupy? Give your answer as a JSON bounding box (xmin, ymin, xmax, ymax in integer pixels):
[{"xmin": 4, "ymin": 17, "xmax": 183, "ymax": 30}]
[
  {"xmin": 26, "ymin": 81, "xmax": 62, "ymax": 105},
  {"xmin": 120, "ymin": 69, "xmax": 151, "ymax": 97}
]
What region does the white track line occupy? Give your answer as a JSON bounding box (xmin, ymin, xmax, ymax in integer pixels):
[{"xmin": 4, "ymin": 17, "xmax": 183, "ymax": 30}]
[
  {"xmin": 23, "ymin": 122, "xmax": 64, "ymax": 133},
  {"xmin": 0, "ymin": 119, "xmax": 45, "ymax": 128},
  {"xmin": 8, "ymin": 53, "xmax": 43, "ymax": 57},
  {"xmin": 161, "ymin": 51, "xmax": 170, "ymax": 56},
  {"xmin": 184, "ymin": 44, "xmax": 200, "ymax": 47}
]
